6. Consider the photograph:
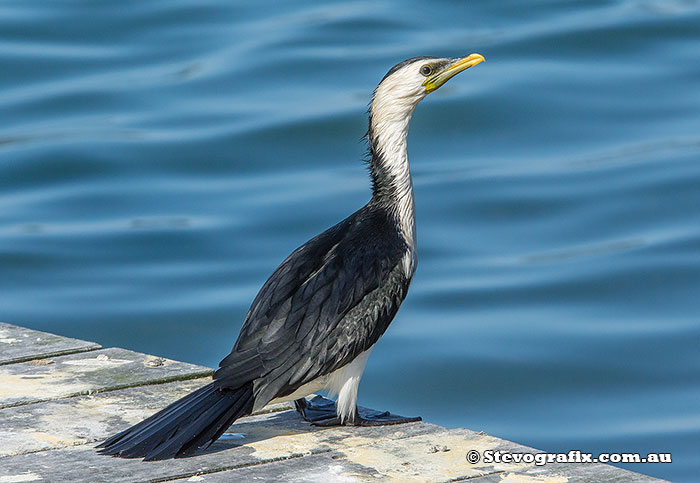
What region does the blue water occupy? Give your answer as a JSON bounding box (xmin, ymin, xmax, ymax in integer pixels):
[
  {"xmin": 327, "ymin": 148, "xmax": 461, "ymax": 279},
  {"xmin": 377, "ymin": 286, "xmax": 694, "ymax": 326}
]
[{"xmin": 1, "ymin": 1, "xmax": 699, "ymax": 480}]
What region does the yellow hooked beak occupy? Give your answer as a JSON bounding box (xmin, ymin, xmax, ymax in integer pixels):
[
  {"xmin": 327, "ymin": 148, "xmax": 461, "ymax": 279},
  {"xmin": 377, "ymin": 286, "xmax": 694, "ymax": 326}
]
[{"xmin": 423, "ymin": 53, "xmax": 485, "ymax": 93}]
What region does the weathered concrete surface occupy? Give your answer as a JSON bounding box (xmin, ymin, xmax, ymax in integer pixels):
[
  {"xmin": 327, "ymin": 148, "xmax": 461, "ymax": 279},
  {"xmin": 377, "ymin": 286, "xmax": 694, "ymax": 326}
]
[
  {"xmin": 0, "ymin": 413, "xmax": 442, "ymax": 483},
  {"xmin": 467, "ymin": 460, "xmax": 667, "ymax": 483},
  {"xmin": 155, "ymin": 448, "xmax": 666, "ymax": 483},
  {"xmin": 0, "ymin": 378, "xmax": 211, "ymax": 456},
  {"xmin": 0, "ymin": 322, "xmax": 100, "ymax": 365},
  {"xmin": 0, "ymin": 377, "xmax": 307, "ymax": 458},
  {"xmin": 0, "ymin": 419, "xmax": 667, "ymax": 483},
  {"xmin": 0, "ymin": 323, "xmax": 671, "ymax": 483},
  {"xmin": 0, "ymin": 347, "xmax": 213, "ymax": 409}
]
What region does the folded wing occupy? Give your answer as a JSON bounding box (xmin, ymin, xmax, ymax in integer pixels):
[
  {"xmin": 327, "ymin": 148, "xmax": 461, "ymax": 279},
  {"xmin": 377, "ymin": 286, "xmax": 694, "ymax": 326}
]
[{"xmin": 213, "ymin": 205, "xmax": 411, "ymax": 407}]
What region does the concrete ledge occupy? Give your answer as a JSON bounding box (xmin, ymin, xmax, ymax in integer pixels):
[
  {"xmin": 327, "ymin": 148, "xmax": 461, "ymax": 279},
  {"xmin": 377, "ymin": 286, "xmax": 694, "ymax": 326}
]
[
  {"xmin": 0, "ymin": 323, "xmax": 670, "ymax": 483},
  {"xmin": 0, "ymin": 322, "xmax": 100, "ymax": 365}
]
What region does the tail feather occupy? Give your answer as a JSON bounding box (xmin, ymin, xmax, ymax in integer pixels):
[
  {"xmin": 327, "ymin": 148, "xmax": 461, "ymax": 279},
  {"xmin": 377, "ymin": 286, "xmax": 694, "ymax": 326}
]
[
  {"xmin": 97, "ymin": 384, "xmax": 218, "ymax": 455},
  {"xmin": 176, "ymin": 386, "xmax": 255, "ymax": 458},
  {"xmin": 97, "ymin": 382, "xmax": 254, "ymax": 460},
  {"xmin": 98, "ymin": 384, "xmax": 216, "ymax": 453},
  {"xmin": 143, "ymin": 389, "xmax": 250, "ymax": 461}
]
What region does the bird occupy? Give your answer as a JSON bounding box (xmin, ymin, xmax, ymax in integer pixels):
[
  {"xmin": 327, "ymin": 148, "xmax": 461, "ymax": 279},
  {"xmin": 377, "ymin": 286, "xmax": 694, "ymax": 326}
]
[{"xmin": 97, "ymin": 53, "xmax": 485, "ymax": 461}]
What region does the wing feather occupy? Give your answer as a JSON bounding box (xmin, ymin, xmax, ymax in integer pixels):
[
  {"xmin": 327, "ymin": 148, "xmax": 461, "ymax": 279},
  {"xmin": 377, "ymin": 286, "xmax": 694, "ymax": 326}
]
[{"xmin": 213, "ymin": 205, "xmax": 411, "ymax": 406}]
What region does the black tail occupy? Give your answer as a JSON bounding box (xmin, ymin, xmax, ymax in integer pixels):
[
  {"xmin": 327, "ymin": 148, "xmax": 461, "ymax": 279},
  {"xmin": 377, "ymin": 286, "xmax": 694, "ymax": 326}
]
[{"xmin": 96, "ymin": 382, "xmax": 254, "ymax": 461}]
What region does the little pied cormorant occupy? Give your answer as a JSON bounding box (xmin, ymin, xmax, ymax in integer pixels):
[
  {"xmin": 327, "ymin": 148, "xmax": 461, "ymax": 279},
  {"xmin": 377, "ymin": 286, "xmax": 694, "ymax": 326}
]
[{"xmin": 97, "ymin": 53, "xmax": 485, "ymax": 461}]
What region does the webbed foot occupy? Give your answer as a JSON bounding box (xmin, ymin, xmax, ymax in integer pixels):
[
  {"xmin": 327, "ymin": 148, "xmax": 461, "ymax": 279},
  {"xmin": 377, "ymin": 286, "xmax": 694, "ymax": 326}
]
[{"xmin": 294, "ymin": 395, "xmax": 421, "ymax": 427}]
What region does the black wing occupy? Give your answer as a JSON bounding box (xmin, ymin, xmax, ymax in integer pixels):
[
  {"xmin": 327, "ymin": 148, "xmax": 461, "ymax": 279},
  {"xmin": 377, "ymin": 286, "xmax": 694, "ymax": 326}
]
[{"xmin": 213, "ymin": 204, "xmax": 411, "ymax": 405}]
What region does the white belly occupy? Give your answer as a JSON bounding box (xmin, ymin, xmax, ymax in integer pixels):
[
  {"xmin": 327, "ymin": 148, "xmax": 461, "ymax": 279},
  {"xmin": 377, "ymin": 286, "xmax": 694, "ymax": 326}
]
[
  {"xmin": 268, "ymin": 378, "xmax": 328, "ymax": 404},
  {"xmin": 269, "ymin": 345, "xmax": 374, "ymax": 422}
]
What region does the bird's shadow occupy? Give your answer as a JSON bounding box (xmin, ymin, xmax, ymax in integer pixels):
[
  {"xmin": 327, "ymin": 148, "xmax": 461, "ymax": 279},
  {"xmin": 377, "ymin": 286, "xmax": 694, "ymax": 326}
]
[
  {"xmin": 201, "ymin": 410, "xmax": 306, "ymax": 454},
  {"xmin": 194, "ymin": 396, "xmax": 419, "ymax": 458}
]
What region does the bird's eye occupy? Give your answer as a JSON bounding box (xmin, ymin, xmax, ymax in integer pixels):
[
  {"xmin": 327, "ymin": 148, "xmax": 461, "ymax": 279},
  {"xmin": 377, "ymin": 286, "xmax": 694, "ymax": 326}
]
[{"xmin": 420, "ymin": 65, "xmax": 432, "ymax": 76}]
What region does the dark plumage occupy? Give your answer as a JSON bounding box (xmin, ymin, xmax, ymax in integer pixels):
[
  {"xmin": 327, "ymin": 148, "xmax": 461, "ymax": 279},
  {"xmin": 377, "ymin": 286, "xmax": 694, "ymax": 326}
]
[
  {"xmin": 98, "ymin": 201, "xmax": 410, "ymax": 460},
  {"xmin": 97, "ymin": 52, "xmax": 484, "ymax": 460},
  {"xmin": 216, "ymin": 202, "xmax": 410, "ymax": 404}
]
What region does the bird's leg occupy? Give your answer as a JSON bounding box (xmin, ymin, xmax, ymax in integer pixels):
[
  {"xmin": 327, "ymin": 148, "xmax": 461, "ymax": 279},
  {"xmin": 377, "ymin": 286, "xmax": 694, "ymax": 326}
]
[
  {"xmin": 295, "ymin": 396, "xmax": 421, "ymax": 427},
  {"xmin": 294, "ymin": 396, "xmax": 337, "ymax": 423}
]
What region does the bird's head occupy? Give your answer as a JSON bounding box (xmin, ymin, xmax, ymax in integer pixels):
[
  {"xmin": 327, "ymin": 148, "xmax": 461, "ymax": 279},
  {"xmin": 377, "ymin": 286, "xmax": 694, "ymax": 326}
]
[
  {"xmin": 373, "ymin": 53, "xmax": 484, "ymax": 106},
  {"xmin": 370, "ymin": 54, "xmax": 485, "ymax": 137},
  {"xmin": 367, "ymin": 54, "xmax": 485, "ymax": 222}
]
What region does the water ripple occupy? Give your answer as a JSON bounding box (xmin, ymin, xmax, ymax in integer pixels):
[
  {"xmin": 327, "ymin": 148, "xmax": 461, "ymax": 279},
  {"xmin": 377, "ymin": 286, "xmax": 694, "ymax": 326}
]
[{"xmin": 1, "ymin": 1, "xmax": 698, "ymax": 480}]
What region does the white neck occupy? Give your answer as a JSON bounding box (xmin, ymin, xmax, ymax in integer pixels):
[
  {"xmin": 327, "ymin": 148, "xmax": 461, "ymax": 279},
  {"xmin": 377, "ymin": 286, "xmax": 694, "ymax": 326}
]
[{"xmin": 368, "ymin": 82, "xmax": 423, "ymax": 250}]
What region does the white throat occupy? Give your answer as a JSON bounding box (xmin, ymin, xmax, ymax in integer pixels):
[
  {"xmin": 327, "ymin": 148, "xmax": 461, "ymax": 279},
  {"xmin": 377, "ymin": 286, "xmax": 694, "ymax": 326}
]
[{"xmin": 368, "ymin": 69, "xmax": 426, "ymax": 250}]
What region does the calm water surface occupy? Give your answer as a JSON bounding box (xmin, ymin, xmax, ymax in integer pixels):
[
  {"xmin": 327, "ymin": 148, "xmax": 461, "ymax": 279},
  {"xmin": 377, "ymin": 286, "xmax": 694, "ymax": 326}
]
[{"xmin": 2, "ymin": 1, "xmax": 699, "ymax": 480}]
